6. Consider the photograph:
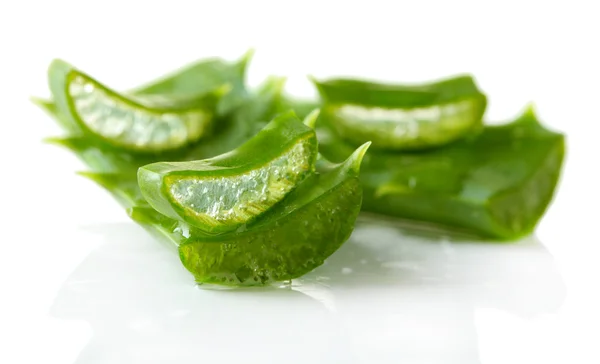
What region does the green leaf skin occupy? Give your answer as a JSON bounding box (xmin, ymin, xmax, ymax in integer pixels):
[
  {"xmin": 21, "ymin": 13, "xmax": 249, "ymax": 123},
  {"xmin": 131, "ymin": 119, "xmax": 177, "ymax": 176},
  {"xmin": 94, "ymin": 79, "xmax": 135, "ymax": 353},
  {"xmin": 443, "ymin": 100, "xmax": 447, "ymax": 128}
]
[
  {"xmin": 138, "ymin": 112, "xmax": 319, "ymax": 234},
  {"xmin": 313, "ymin": 75, "xmax": 487, "ymax": 151},
  {"xmin": 47, "ymin": 60, "xmax": 227, "ymax": 154},
  {"xmin": 319, "ymin": 106, "xmax": 564, "ymax": 240}
]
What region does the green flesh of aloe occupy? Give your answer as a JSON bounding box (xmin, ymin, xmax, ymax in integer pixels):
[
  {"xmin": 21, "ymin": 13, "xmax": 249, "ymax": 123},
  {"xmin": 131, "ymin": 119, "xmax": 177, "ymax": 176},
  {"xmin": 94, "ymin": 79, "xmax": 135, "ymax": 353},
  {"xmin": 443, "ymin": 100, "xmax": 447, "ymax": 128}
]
[
  {"xmin": 138, "ymin": 111, "xmax": 319, "ymax": 234},
  {"xmin": 314, "ymin": 75, "xmax": 487, "ymax": 150}
]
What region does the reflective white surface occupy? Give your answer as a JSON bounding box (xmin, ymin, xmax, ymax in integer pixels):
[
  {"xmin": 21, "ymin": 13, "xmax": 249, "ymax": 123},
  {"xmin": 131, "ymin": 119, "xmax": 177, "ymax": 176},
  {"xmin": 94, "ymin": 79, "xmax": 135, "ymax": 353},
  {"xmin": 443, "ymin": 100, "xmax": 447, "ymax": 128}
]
[{"xmin": 48, "ymin": 219, "xmax": 565, "ymax": 364}]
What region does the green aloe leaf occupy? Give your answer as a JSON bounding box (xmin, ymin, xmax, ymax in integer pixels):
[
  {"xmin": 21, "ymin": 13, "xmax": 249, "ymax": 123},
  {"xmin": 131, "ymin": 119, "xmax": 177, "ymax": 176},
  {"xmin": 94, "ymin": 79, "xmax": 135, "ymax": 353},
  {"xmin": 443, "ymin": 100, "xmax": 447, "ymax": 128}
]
[
  {"xmin": 138, "ymin": 111, "xmax": 319, "ymax": 234},
  {"xmin": 167, "ymin": 142, "xmax": 368, "ymax": 285},
  {"xmin": 319, "ymin": 106, "xmax": 564, "ymax": 240},
  {"xmin": 47, "ymin": 59, "xmax": 228, "ymax": 153},
  {"xmin": 35, "ymin": 50, "xmax": 252, "ymax": 142},
  {"xmin": 79, "ymin": 126, "xmax": 368, "ymax": 286},
  {"xmin": 313, "ymin": 75, "xmax": 487, "ymax": 150}
]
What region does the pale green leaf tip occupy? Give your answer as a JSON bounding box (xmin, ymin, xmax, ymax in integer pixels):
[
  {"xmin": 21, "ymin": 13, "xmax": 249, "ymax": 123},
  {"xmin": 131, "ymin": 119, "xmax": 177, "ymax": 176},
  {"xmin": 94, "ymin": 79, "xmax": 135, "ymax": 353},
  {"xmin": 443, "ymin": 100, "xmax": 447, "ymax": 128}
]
[
  {"xmin": 77, "ymin": 171, "xmax": 120, "ymax": 190},
  {"xmin": 77, "ymin": 171, "xmax": 104, "ymax": 186},
  {"xmin": 346, "ymin": 141, "xmax": 371, "ymax": 174},
  {"xmin": 517, "ymin": 102, "xmax": 541, "ymax": 126},
  {"xmin": 524, "ymin": 102, "xmax": 537, "ymax": 117},
  {"xmin": 272, "ymin": 76, "xmax": 288, "ymax": 92},
  {"xmin": 43, "ymin": 136, "xmax": 66, "ymax": 145},
  {"xmin": 30, "ymin": 96, "xmax": 50, "ymax": 106},
  {"xmin": 303, "ymin": 109, "xmax": 320, "ymax": 129},
  {"xmin": 76, "ymin": 171, "xmax": 101, "ymax": 181},
  {"xmin": 240, "ymin": 48, "xmax": 255, "ymax": 67}
]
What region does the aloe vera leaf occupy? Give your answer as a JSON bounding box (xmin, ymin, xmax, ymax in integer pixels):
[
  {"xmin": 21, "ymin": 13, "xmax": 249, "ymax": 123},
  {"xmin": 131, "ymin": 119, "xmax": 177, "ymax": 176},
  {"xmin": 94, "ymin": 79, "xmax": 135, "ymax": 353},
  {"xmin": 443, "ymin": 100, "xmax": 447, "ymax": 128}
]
[
  {"xmin": 319, "ymin": 106, "xmax": 564, "ymax": 240},
  {"xmin": 175, "ymin": 142, "xmax": 369, "ymax": 285},
  {"xmin": 47, "ymin": 59, "xmax": 228, "ymax": 153},
  {"xmin": 313, "ymin": 75, "xmax": 487, "ymax": 150},
  {"xmin": 84, "ymin": 142, "xmax": 368, "ymax": 285},
  {"xmin": 138, "ymin": 111, "xmax": 318, "ymax": 234}
]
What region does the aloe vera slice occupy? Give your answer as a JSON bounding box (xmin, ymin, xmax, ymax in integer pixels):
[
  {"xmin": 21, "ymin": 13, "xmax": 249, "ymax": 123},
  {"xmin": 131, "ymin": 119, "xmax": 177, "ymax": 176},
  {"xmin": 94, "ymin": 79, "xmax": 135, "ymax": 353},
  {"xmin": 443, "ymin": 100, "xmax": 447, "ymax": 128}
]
[
  {"xmin": 47, "ymin": 60, "xmax": 226, "ymax": 153},
  {"xmin": 314, "ymin": 75, "xmax": 487, "ymax": 150},
  {"xmin": 138, "ymin": 111, "xmax": 319, "ymax": 234},
  {"xmin": 130, "ymin": 142, "xmax": 369, "ymax": 285},
  {"xmin": 319, "ymin": 106, "xmax": 564, "ymax": 240},
  {"xmin": 79, "ymin": 142, "xmax": 369, "ymax": 286}
]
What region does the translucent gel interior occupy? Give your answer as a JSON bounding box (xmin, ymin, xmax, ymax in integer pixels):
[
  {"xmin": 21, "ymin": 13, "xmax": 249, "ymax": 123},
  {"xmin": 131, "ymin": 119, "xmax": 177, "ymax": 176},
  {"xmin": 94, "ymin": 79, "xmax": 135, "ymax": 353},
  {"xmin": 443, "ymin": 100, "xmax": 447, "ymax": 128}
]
[
  {"xmin": 334, "ymin": 99, "xmax": 473, "ymax": 139},
  {"xmin": 69, "ymin": 75, "xmax": 209, "ymax": 149},
  {"xmin": 168, "ymin": 141, "xmax": 312, "ymax": 225}
]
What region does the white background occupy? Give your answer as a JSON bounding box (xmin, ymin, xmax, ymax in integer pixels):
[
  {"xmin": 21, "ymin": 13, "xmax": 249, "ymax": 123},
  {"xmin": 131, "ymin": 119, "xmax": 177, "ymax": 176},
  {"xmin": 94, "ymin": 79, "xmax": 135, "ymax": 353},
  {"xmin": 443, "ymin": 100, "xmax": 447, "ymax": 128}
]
[{"xmin": 1, "ymin": 1, "xmax": 599, "ymax": 363}]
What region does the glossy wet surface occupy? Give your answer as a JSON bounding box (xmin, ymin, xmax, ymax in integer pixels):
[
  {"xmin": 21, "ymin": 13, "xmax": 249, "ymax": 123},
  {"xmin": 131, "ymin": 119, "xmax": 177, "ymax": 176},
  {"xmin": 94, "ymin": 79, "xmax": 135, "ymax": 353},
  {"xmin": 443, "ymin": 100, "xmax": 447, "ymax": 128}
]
[{"xmin": 47, "ymin": 219, "xmax": 565, "ymax": 363}]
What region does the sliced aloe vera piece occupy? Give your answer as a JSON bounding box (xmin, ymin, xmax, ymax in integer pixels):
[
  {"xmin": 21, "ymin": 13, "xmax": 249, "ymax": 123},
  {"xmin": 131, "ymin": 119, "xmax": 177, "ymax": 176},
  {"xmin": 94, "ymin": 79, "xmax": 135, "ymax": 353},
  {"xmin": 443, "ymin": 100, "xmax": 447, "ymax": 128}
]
[
  {"xmin": 319, "ymin": 106, "xmax": 564, "ymax": 240},
  {"xmin": 173, "ymin": 142, "xmax": 369, "ymax": 285},
  {"xmin": 138, "ymin": 111, "xmax": 319, "ymax": 234},
  {"xmin": 47, "ymin": 60, "xmax": 225, "ymax": 153},
  {"xmin": 314, "ymin": 75, "xmax": 487, "ymax": 150},
  {"xmin": 81, "ymin": 143, "xmax": 368, "ymax": 286}
]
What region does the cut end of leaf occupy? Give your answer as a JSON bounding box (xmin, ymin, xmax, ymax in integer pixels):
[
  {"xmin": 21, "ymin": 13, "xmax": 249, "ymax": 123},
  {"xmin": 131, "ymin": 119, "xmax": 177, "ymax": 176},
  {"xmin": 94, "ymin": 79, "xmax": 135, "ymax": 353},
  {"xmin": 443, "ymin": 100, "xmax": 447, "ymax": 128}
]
[
  {"xmin": 30, "ymin": 96, "xmax": 51, "ymax": 107},
  {"xmin": 303, "ymin": 109, "xmax": 320, "ymax": 129}
]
